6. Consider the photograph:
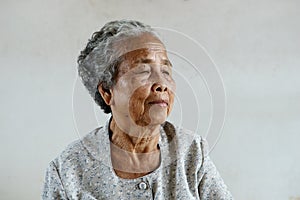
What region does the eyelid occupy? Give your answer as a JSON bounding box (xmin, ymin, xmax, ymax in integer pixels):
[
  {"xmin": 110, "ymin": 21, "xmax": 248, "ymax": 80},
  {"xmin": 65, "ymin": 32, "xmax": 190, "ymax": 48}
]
[
  {"xmin": 139, "ymin": 69, "xmax": 151, "ymax": 74},
  {"xmin": 133, "ymin": 64, "xmax": 151, "ymax": 74},
  {"xmin": 161, "ymin": 65, "xmax": 172, "ymax": 73},
  {"xmin": 162, "ymin": 70, "xmax": 171, "ymax": 75}
]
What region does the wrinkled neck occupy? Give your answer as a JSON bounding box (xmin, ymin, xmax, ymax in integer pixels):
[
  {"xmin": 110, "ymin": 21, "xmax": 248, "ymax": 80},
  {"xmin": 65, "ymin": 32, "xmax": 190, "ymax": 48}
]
[{"xmin": 109, "ymin": 117, "xmax": 160, "ymax": 153}]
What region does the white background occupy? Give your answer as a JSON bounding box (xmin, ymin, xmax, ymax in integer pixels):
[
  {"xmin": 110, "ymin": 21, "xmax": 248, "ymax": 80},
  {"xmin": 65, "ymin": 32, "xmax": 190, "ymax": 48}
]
[{"xmin": 1, "ymin": 0, "xmax": 299, "ymax": 199}]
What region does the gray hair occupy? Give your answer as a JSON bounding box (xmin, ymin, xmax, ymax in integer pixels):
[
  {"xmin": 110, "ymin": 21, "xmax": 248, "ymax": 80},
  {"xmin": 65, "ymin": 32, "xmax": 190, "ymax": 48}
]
[{"xmin": 77, "ymin": 20, "xmax": 159, "ymax": 113}]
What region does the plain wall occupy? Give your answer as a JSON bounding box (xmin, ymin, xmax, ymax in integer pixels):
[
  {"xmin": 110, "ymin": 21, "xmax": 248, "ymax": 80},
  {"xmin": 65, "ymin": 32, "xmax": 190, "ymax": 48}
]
[{"xmin": 1, "ymin": 0, "xmax": 299, "ymax": 199}]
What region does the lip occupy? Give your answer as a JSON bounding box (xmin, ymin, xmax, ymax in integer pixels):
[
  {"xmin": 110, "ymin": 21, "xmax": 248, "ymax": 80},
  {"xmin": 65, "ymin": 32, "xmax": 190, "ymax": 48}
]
[{"xmin": 148, "ymin": 99, "xmax": 168, "ymax": 107}]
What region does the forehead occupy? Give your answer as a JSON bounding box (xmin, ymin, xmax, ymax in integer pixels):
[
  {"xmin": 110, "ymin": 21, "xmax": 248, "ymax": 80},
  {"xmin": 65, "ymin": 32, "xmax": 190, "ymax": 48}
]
[
  {"xmin": 122, "ymin": 48, "xmax": 168, "ymax": 64},
  {"xmin": 114, "ymin": 33, "xmax": 171, "ymax": 78},
  {"xmin": 113, "ymin": 32, "xmax": 166, "ymax": 59}
]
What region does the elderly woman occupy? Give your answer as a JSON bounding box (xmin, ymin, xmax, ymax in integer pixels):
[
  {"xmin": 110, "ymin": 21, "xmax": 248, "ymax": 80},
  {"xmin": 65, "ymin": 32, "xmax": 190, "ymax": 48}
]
[{"xmin": 42, "ymin": 20, "xmax": 233, "ymax": 199}]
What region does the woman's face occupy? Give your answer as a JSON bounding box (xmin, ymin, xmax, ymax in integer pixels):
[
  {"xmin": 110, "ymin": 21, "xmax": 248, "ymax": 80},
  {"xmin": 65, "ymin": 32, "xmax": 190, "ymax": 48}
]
[{"xmin": 110, "ymin": 34, "xmax": 176, "ymax": 128}]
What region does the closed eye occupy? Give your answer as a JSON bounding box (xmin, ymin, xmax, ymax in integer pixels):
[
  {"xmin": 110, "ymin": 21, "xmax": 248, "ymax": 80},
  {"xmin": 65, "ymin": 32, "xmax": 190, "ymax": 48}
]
[
  {"xmin": 133, "ymin": 70, "xmax": 151, "ymax": 75},
  {"xmin": 133, "ymin": 64, "xmax": 151, "ymax": 74},
  {"xmin": 162, "ymin": 70, "xmax": 170, "ymax": 75},
  {"xmin": 140, "ymin": 70, "xmax": 150, "ymax": 74}
]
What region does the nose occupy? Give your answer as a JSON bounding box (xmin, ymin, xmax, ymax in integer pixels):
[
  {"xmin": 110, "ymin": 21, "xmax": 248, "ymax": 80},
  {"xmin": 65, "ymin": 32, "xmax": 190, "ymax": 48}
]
[{"xmin": 151, "ymin": 83, "xmax": 168, "ymax": 93}]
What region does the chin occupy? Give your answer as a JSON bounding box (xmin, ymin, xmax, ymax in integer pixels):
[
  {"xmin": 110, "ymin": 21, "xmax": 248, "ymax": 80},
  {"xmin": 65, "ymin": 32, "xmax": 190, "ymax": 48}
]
[{"xmin": 148, "ymin": 112, "xmax": 168, "ymax": 125}]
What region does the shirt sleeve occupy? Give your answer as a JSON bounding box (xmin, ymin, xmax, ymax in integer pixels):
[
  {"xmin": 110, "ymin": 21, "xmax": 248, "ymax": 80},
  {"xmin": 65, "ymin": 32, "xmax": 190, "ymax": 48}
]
[
  {"xmin": 42, "ymin": 161, "xmax": 68, "ymax": 200},
  {"xmin": 198, "ymin": 138, "xmax": 234, "ymax": 200}
]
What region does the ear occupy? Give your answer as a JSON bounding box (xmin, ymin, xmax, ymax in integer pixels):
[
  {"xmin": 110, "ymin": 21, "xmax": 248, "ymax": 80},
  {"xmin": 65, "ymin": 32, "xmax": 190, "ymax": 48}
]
[{"xmin": 98, "ymin": 84, "xmax": 112, "ymax": 105}]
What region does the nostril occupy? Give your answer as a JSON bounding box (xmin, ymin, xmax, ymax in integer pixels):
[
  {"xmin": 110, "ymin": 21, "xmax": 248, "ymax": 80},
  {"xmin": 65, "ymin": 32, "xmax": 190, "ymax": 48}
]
[
  {"xmin": 156, "ymin": 87, "xmax": 162, "ymax": 92},
  {"xmin": 152, "ymin": 83, "xmax": 167, "ymax": 93}
]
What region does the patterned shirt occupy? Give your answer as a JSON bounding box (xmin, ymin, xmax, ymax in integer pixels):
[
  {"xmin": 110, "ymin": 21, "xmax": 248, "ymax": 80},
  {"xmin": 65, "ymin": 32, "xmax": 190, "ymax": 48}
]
[{"xmin": 42, "ymin": 120, "xmax": 233, "ymax": 199}]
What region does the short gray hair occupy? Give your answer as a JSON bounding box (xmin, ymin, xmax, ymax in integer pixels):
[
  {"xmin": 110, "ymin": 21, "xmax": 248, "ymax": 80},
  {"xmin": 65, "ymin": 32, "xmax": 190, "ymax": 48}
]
[{"xmin": 77, "ymin": 20, "xmax": 159, "ymax": 113}]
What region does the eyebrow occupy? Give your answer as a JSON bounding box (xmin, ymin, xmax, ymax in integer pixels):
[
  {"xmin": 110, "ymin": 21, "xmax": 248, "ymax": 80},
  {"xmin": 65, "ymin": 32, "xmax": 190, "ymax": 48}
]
[{"xmin": 135, "ymin": 58, "xmax": 173, "ymax": 67}]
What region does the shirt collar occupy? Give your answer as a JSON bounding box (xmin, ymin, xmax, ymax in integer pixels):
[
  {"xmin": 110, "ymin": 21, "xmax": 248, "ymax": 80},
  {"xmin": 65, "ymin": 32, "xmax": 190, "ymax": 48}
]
[{"xmin": 80, "ymin": 118, "xmax": 171, "ymax": 169}]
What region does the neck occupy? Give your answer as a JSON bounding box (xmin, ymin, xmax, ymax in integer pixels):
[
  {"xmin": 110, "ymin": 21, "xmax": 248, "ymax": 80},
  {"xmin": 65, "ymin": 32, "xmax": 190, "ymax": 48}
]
[
  {"xmin": 109, "ymin": 117, "xmax": 160, "ymax": 153},
  {"xmin": 109, "ymin": 117, "xmax": 161, "ymax": 178}
]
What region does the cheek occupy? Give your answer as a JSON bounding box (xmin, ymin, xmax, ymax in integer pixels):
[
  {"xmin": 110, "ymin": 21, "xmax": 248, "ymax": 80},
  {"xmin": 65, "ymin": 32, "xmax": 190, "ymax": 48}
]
[
  {"xmin": 167, "ymin": 91, "xmax": 175, "ymax": 115},
  {"xmin": 128, "ymin": 86, "xmax": 151, "ymax": 126}
]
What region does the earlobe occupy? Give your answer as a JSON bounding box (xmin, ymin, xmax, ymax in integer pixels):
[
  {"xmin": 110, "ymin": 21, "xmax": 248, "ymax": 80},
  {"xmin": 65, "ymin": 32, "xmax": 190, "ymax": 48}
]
[{"xmin": 98, "ymin": 84, "xmax": 112, "ymax": 105}]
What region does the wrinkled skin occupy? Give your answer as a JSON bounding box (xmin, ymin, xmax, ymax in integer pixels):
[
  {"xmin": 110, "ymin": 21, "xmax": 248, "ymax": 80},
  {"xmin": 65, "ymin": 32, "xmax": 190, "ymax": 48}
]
[
  {"xmin": 117, "ymin": 48, "xmax": 175, "ymax": 127},
  {"xmin": 98, "ymin": 33, "xmax": 176, "ymax": 179}
]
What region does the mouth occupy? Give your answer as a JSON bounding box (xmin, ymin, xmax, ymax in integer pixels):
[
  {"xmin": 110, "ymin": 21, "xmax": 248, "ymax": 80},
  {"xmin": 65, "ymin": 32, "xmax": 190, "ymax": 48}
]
[{"xmin": 148, "ymin": 99, "xmax": 168, "ymax": 107}]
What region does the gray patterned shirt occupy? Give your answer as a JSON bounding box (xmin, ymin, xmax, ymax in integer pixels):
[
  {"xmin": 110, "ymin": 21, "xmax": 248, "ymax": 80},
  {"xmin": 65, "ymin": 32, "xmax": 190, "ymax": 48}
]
[{"xmin": 42, "ymin": 120, "xmax": 233, "ymax": 199}]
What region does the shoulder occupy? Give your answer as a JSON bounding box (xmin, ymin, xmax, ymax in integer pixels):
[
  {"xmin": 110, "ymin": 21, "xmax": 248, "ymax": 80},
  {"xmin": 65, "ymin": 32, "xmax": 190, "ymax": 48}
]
[
  {"xmin": 51, "ymin": 126, "xmax": 104, "ymax": 169},
  {"xmin": 162, "ymin": 121, "xmax": 208, "ymax": 148},
  {"xmin": 161, "ymin": 121, "xmax": 209, "ymax": 161}
]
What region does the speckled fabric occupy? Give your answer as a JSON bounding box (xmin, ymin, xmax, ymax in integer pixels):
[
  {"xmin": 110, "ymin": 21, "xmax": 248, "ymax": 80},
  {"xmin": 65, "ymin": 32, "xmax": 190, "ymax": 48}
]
[{"xmin": 42, "ymin": 120, "xmax": 233, "ymax": 199}]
